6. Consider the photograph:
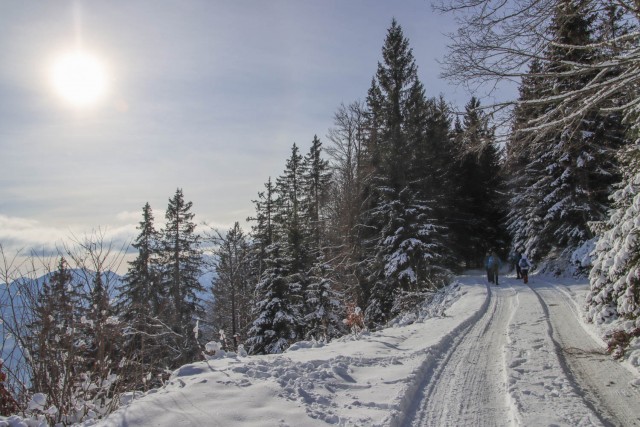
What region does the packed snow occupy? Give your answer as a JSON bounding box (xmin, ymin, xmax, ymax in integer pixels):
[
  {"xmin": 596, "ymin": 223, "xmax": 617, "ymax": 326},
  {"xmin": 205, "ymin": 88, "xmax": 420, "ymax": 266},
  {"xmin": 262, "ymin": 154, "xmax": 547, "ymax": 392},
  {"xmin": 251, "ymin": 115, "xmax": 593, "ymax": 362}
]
[{"xmin": 3, "ymin": 271, "xmax": 640, "ymax": 427}]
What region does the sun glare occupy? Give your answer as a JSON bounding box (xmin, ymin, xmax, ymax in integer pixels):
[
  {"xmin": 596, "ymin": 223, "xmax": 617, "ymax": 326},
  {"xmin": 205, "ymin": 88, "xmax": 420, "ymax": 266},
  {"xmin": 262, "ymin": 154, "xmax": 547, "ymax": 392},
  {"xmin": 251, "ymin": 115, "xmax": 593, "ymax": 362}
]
[{"xmin": 51, "ymin": 50, "xmax": 108, "ymax": 107}]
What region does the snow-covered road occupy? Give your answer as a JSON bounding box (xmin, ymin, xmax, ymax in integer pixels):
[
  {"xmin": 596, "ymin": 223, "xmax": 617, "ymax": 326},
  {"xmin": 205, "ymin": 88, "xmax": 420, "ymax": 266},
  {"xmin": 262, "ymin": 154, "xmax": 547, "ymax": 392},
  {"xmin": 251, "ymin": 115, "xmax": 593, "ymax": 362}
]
[
  {"xmin": 533, "ymin": 277, "xmax": 640, "ymax": 426},
  {"xmin": 406, "ymin": 284, "xmax": 516, "ymax": 426},
  {"xmin": 77, "ymin": 271, "xmax": 640, "ymax": 427},
  {"xmin": 406, "ymin": 274, "xmax": 640, "ymax": 427}
]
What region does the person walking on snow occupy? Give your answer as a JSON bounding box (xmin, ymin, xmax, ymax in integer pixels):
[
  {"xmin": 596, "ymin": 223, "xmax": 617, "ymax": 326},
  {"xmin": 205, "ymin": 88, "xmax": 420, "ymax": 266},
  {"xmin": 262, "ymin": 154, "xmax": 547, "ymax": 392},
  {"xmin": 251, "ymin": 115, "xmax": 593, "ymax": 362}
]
[
  {"xmin": 519, "ymin": 254, "xmax": 532, "ymax": 284},
  {"xmin": 485, "ymin": 250, "xmax": 502, "ymax": 286},
  {"xmin": 513, "ymin": 250, "xmax": 522, "ymax": 279}
]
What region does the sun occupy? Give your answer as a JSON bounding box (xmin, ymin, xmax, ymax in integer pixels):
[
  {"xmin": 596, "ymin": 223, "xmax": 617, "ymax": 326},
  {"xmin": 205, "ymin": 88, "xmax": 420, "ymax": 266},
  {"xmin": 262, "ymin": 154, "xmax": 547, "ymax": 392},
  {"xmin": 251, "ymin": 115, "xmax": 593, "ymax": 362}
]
[{"xmin": 51, "ymin": 50, "xmax": 108, "ymax": 107}]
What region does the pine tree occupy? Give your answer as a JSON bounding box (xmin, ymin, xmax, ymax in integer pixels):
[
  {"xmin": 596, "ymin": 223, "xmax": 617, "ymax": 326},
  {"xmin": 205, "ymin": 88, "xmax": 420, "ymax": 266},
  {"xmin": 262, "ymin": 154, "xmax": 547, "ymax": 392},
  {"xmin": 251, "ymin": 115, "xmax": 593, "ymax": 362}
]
[
  {"xmin": 26, "ymin": 258, "xmax": 86, "ymax": 423},
  {"xmin": 304, "ymin": 260, "xmax": 345, "ymax": 341},
  {"xmin": 506, "ymin": 0, "xmax": 626, "ymax": 269},
  {"xmin": 587, "ymin": 145, "xmax": 640, "ymax": 327},
  {"xmin": 505, "ymin": 59, "xmax": 548, "ymax": 259},
  {"xmin": 210, "ymin": 222, "xmax": 253, "ymax": 345},
  {"xmin": 275, "ymin": 144, "xmax": 308, "ymax": 270},
  {"xmin": 247, "ymin": 177, "xmax": 277, "ymax": 283},
  {"xmin": 302, "ymin": 135, "xmax": 332, "ymax": 255},
  {"xmin": 117, "ymin": 203, "xmax": 164, "ymax": 389},
  {"xmin": 451, "ymin": 97, "xmax": 508, "ymax": 266},
  {"xmin": 585, "ymin": 0, "xmax": 639, "ymax": 347},
  {"xmin": 245, "ymin": 243, "xmax": 301, "ymax": 354},
  {"xmin": 159, "ymin": 189, "xmax": 204, "ymax": 365},
  {"xmin": 360, "ymin": 20, "xmax": 450, "ymax": 325}
]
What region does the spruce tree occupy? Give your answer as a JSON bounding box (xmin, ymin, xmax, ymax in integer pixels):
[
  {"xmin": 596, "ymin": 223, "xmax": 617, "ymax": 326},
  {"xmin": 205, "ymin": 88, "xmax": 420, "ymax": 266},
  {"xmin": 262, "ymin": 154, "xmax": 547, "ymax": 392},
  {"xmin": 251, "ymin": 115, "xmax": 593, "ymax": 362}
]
[
  {"xmin": 300, "ymin": 136, "xmax": 342, "ymax": 340},
  {"xmin": 302, "ymin": 135, "xmax": 332, "ymax": 255},
  {"xmin": 304, "ymin": 260, "xmax": 345, "ymax": 341},
  {"xmin": 247, "ymin": 177, "xmax": 277, "ymax": 283},
  {"xmin": 84, "ymin": 271, "xmax": 114, "ymax": 375},
  {"xmin": 538, "ymin": 0, "xmax": 616, "ymax": 264},
  {"xmin": 159, "ymin": 189, "xmax": 204, "ymax": 365},
  {"xmin": 587, "ymin": 144, "xmax": 640, "ymax": 327},
  {"xmin": 274, "ymin": 144, "xmax": 309, "ymax": 337},
  {"xmin": 275, "ymin": 144, "xmax": 308, "ymax": 270},
  {"xmin": 245, "ymin": 242, "xmax": 300, "ymax": 354},
  {"xmin": 452, "ymin": 97, "xmax": 508, "ymax": 266},
  {"xmin": 585, "ymin": 1, "xmax": 638, "ymax": 343},
  {"xmin": 117, "ymin": 202, "xmax": 164, "ymax": 388},
  {"xmin": 506, "ymin": 0, "xmax": 626, "ymax": 270},
  {"xmin": 505, "ymin": 59, "xmax": 548, "ymax": 259},
  {"xmin": 360, "ymin": 20, "xmax": 450, "ymax": 326}
]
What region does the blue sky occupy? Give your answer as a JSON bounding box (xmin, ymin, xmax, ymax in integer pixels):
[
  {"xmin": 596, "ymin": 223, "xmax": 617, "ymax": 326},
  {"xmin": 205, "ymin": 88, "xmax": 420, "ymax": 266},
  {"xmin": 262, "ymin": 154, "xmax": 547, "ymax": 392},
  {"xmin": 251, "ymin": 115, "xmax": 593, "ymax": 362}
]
[{"xmin": 0, "ymin": 1, "xmax": 487, "ymax": 254}]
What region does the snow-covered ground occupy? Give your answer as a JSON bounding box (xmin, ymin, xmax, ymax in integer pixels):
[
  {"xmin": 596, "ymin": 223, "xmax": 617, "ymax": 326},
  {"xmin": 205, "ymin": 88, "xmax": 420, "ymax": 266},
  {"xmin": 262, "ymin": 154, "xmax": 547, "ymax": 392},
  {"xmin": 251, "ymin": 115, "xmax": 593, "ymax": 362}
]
[
  {"xmin": 5, "ymin": 271, "xmax": 640, "ymax": 427},
  {"xmin": 92, "ymin": 272, "xmax": 640, "ymax": 426}
]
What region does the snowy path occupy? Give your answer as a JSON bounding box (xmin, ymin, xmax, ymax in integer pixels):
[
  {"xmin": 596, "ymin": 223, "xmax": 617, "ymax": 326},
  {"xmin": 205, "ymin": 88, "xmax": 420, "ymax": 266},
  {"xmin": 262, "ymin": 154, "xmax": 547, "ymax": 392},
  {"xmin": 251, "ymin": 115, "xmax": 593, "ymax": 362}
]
[
  {"xmin": 406, "ymin": 273, "xmax": 640, "ymax": 427},
  {"xmin": 532, "ymin": 277, "xmax": 640, "ymax": 426},
  {"xmin": 405, "ymin": 284, "xmax": 516, "ymax": 426}
]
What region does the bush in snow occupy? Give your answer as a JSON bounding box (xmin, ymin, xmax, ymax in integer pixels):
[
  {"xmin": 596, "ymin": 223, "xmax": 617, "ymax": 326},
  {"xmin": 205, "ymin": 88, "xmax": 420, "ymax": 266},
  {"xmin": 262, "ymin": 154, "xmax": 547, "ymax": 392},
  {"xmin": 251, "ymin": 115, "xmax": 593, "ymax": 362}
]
[
  {"xmin": 540, "ymin": 238, "xmax": 597, "ymax": 278},
  {"xmin": 0, "ymin": 361, "xmax": 18, "ymax": 416},
  {"xmin": 606, "ymin": 327, "xmax": 640, "ymax": 359},
  {"xmin": 203, "ymin": 341, "xmax": 226, "ymax": 359},
  {"xmin": 343, "ymin": 303, "xmax": 365, "ymax": 336},
  {"xmin": 390, "ymin": 281, "xmax": 462, "ymax": 327}
]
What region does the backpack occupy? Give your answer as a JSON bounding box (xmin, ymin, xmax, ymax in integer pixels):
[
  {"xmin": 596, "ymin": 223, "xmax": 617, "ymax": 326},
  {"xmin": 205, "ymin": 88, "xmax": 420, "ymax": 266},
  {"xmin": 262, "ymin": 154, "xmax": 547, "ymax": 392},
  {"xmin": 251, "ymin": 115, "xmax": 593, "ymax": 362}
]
[
  {"xmin": 487, "ymin": 256, "xmax": 495, "ymax": 268},
  {"xmin": 518, "ymin": 258, "xmax": 528, "ymax": 269}
]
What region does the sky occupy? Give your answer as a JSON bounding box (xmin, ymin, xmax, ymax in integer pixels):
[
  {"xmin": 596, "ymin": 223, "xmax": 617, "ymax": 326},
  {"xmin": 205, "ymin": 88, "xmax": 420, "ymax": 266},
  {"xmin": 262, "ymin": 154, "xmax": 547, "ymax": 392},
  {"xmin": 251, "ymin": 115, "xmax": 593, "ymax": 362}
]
[{"xmin": 0, "ymin": 1, "xmax": 484, "ymax": 258}]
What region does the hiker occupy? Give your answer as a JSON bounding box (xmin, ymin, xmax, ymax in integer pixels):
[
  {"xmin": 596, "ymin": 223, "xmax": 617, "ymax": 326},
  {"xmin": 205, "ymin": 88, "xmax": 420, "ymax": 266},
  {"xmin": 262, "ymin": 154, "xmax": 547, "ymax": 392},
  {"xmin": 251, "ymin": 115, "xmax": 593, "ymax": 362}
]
[
  {"xmin": 484, "ymin": 250, "xmax": 502, "ymax": 286},
  {"xmin": 519, "ymin": 254, "xmax": 532, "ymax": 284},
  {"xmin": 513, "ymin": 250, "xmax": 522, "ymax": 279}
]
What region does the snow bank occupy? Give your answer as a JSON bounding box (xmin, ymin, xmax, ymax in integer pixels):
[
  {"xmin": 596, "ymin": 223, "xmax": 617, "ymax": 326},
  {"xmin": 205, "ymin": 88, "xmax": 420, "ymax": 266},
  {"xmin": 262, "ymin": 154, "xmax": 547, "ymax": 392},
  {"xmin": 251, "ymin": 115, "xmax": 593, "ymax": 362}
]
[{"xmin": 75, "ymin": 279, "xmax": 486, "ymax": 427}]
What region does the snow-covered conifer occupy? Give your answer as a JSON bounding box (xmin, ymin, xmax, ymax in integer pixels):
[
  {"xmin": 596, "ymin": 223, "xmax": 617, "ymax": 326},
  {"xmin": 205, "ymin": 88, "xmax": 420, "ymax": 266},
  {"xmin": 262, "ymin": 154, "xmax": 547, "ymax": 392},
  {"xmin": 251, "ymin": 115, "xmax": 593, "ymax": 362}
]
[
  {"xmin": 117, "ymin": 202, "xmax": 166, "ymax": 389},
  {"xmin": 245, "ymin": 243, "xmax": 301, "ymax": 354},
  {"xmin": 360, "ymin": 20, "xmax": 451, "ymax": 325},
  {"xmin": 587, "ymin": 144, "xmax": 640, "ymax": 325},
  {"xmin": 159, "ymin": 189, "xmax": 205, "ymax": 365},
  {"xmin": 505, "ymin": 1, "xmax": 626, "ymax": 269}
]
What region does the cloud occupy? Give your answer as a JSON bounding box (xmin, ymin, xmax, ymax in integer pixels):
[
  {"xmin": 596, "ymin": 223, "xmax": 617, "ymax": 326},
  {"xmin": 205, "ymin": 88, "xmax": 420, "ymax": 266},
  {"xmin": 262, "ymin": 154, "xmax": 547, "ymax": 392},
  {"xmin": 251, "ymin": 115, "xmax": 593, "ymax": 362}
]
[
  {"xmin": 0, "ymin": 214, "xmax": 136, "ymax": 257},
  {"xmin": 0, "ymin": 215, "xmax": 67, "ymax": 252},
  {"xmin": 115, "ymin": 210, "xmax": 143, "ymax": 223}
]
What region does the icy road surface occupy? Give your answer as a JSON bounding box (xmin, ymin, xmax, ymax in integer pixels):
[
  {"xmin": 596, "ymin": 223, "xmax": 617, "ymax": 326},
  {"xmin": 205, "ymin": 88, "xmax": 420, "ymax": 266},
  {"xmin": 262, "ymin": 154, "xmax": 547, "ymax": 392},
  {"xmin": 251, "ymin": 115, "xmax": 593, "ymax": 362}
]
[{"xmin": 88, "ymin": 272, "xmax": 640, "ymax": 427}]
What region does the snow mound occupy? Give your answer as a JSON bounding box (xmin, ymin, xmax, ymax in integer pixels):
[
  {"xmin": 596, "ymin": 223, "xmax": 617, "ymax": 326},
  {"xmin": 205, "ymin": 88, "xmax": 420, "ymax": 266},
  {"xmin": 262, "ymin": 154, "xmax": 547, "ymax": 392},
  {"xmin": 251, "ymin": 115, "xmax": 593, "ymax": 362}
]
[{"xmin": 79, "ymin": 277, "xmax": 480, "ymax": 427}]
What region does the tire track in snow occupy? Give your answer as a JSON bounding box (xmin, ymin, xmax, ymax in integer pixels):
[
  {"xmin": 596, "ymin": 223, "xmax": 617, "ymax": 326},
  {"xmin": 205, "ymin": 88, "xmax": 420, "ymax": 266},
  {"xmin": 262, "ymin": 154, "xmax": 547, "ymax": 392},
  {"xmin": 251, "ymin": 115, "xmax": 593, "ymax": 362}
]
[
  {"xmin": 404, "ymin": 282, "xmax": 517, "ymax": 427},
  {"xmin": 530, "ymin": 279, "xmax": 640, "ymax": 427}
]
